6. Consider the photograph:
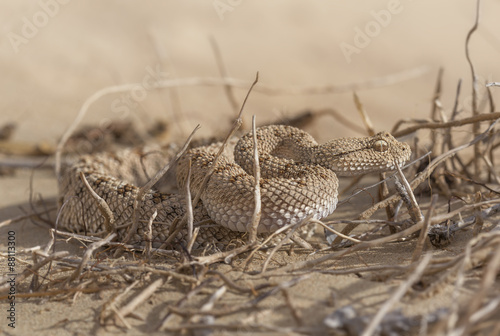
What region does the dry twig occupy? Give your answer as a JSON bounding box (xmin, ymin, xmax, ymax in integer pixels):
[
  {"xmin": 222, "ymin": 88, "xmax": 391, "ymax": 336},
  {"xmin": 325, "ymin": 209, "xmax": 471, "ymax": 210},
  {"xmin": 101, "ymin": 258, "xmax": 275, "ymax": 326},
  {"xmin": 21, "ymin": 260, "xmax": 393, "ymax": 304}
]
[
  {"xmin": 124, "ymin": 124, "xmax": 200, "ymax": 246},
  {"xmin": 248, "ymin": 115, "xmax": 261, "ymax": 242},
  {"xmin": 361, "ymin": 254, "xmax": 431, "ymax": 336}
]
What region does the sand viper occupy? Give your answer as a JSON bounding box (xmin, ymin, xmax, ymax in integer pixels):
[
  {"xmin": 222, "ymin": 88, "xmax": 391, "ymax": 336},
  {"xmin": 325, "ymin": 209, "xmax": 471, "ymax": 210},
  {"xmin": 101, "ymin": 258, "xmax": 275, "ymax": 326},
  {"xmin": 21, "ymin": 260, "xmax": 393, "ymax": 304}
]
[{"xmin": 58, "ymin": 125, "xmax": 411, "ymax": 250}]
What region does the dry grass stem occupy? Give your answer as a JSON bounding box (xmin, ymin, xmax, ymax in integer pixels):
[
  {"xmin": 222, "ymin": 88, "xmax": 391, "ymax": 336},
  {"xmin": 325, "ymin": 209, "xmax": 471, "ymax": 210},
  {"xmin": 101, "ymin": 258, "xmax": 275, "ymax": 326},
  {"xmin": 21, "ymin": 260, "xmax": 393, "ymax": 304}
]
[
  {"xmin": 392, "ymin": 111, "xmax": 500, "ymax": 138},
  {"xmin": 411, "ymin": 194, "xmax": 437, "ymax": 263},
  {"xmin": 456, "ymin": 240, "xmax": 500, "ymax": 334},
  {"xmin": 260, "ymin": 221, "xmax": 306, "ymax": 273},
  {"xmin": 361, "ymin": 254, "xmax": 431, "ymax": 336},
  {"xmin": 184, "ymin": 159, "xmax": 194, "ymax": 247},
  {"xmin": 209, "ymin": 37, "xmax": 239, "ymax": 113},
  {"xmin": 156, "ymin": 280, "xmax": 211, "ymax": 331},
  {"xmin": 248, "ymin": 115, "xmax": 261, "ymax": 242},
  {"xmin": 114, "ymin": 278, "xmax": 165, "ymax": 324},
  {"xmin": 192, "ymin": 285, "xmax": 227, "ymax": 325},
  {"xmin": 100, "ymin": 279, "xmax": 140, "ymax": 325},
  {"xmin": 0, "ymin": 209, "xmax": 56, "ymax": 229},
  {"xmin": 396, "ymin": 164, "xmax": 423, "ymax": 223},
  {"xmin": 168, "ymin": 73, "xmax": 259, "ymax": 244},
  {"xmin": 430, "ymin": 68, "xmax": 444, "ymax": 152},
  {"xmin": 206, "ymin": 270, "xmax": 264, "ymax": 294},
  {"xmin": 42, "ymin": 225, "xmax": 56, "ymax": 256},
  {"xmin": 125, "ymin": 124, "xmax": 200, "ymax": 245},
  {"xmin": 147, "ymin": 31, "xmax": 190, "ymax": 138},
  {"xmin": 0, "ymin": 251, "xmax": 69, "ymax": 292},
  {"xmin": 67, "ymin": 233, "xmax": 116, "ymax": 283},
  {"xmin": 79, "ymin": 171, "xmax": 115, "ymax": 233},
  {"xmin": 186, "ymin": 227, "xmax": 199, "ymax": 254},
  {"xmin": 282, "ymin": 289, "xmax": 303, "ymax": 326},
  {"xmin": 242, "ymin": 220, "xmax": 309, "ymax": 270},
  {"xmin": 465, "ymin": 0, "xmax": 482, "ymax": 184},
  {"xmin": 144, "ymin": 209, "xmax": 156, "ymax": 259},
  {"xmin": 429, "ymin": 198, "xmax": 500, "ymax": 225},
  {"xmin": 195, "ymin": 243, "xmax": 255, "ymax": 265},
  {"xmin": 310, "ymin": 219, "xmax": 361, "ymax": 243},
  {"xmin": 447, "ymin": 242, "xmax": 473, "ymax": 333},
  {"xmin": 315, "ymin": 108, "xmax": 367, "ymax": 135},
  {"xmin": 53, "ymin": 229, "xmax": 180, "ymax": 256},
  {"xmin": 264, "ymin": 218, "xmax": 428, "ymax": 275},
  {"xmin": 353, "ymin": 92, "xmax": 375, "ymax": 136}
]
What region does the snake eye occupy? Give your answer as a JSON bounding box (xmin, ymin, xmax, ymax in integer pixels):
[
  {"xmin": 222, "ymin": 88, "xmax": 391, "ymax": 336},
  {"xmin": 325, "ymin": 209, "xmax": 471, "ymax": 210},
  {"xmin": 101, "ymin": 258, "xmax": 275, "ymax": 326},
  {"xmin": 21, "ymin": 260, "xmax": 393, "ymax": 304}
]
[{"xmin": 373, "ymin": 140, "xmax": 388, "ymax": 152}]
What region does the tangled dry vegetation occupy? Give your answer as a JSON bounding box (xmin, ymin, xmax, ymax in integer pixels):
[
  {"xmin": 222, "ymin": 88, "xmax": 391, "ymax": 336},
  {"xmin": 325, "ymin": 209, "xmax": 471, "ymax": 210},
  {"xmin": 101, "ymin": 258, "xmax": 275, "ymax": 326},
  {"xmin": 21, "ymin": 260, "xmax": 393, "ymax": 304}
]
[
  {"xmin": 2, "ymin": 7, "xmax": 500, "ymax": 336},
  {"xmin": 1, "ymin": 81, "xmax": 500, "ymax": 335}
]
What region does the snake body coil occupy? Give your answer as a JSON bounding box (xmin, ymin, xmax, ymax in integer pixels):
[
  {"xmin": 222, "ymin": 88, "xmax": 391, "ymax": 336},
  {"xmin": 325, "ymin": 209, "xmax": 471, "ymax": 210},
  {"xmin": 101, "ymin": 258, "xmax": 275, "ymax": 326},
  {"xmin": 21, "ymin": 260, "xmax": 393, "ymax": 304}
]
[{"xmin": 58, "ymin": 125, "xmax": 410, "ymax": 249}]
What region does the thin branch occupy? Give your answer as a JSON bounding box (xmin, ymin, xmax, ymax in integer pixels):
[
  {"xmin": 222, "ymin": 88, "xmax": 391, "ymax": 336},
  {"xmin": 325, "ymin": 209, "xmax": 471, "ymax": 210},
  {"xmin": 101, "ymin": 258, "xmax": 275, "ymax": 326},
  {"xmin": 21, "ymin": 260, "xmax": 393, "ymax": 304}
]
[
  {"xmin": 392, "ymin": 111, "xmax": 500, "ymax": 138},
  {"xmin": 361, "ymin": 254, "xmax": 431, "ymax": 336},
  {"xmin": 122, "ymin": 125, "xmax": 200, "ymax": 245},
  {"xmin": 67, "ymin": 233, "xmax": 116, "ymax": 283},
  {"xmin": 260, "ymin": 221, "xmax": 306, "ymax": 274},
  {"xmin": 465, "ymin": 0, "xmax": 481, "ymax": 118},
  {"xmin": 79, "ymin": 172, "xmax": 115, "ymax": 233},
  {"xmin": 0, "ymin": 251, "xmax": 69, "ymax": 292},
  {"xmin": 310, "ymin": 219, "xmax": 361, "ymax": 243},
  {"xmin": 115, "ymin": 278, "xmax": 165, "ymax": 322},
  {"xmin": 185, "ymin": 159, "xmax": 194, "ymax": 246},
  {"xmin": 411, "ymin": 194, "xmax": 437, "ymax": 263},
  {"xmin": 465, "ymin": 0, "xmax": 482, "ymax": 184},
  {"xmin": 166, "ymin": 73, "xmax": 259, "ymax": 246},
  {"xmin": 248, "ymin": 115, "xmax": 261, "ymax": 242},
  {"xmin": 209, "ymin": 36, "xmax": 239, "ymax": 113},
  {"xmin": 262, "ymin": 217, "xmax": 428, "ymax": 275},
  {"xmin": 144, "ymin": 210, "xmax": 157, "ymax": 259},
  {"xmin": 396, "ymin": 164, "xmax": 423, "ymax": 223},
  {"xmin": 353, "ymin": 92, "xmax": 375, "ymax": 136}
]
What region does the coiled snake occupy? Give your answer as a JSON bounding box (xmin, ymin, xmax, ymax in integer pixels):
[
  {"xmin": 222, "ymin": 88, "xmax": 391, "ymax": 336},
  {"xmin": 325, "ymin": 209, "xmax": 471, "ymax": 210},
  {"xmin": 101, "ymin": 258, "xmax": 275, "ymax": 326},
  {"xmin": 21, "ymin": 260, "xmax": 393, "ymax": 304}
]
[{"xmin": 58, "ymin": 125, "xmax": 410, "ymax": 250}]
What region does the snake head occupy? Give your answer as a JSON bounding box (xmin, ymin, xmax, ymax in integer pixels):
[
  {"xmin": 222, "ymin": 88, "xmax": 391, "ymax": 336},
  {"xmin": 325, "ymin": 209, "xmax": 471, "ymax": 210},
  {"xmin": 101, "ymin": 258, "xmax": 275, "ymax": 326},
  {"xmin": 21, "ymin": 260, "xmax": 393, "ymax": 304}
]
[{"xmin": 315, "ymin": 132, "xmax": 411, "ymax": 176}]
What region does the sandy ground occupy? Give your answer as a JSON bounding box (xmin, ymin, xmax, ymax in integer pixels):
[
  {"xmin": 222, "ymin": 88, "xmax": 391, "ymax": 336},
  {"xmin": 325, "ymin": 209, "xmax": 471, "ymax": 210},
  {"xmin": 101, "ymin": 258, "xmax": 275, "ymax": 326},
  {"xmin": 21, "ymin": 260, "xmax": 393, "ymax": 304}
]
[{"xmin": 1, "ymin": 1, "xmax": 500, "ymax": 335}]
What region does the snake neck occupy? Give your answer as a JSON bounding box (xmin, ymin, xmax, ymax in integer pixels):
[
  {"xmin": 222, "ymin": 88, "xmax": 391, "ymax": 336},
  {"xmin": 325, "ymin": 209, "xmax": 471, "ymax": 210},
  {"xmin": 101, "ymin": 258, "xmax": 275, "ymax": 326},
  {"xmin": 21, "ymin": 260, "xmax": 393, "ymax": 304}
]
[
  {"xmin": 234, "ymin": 126, "xmax": 411, "ymax": 178},
  {"xmin": 308, "ymin": 140, "xmax": 348, "ymax": 171},
  {"xmin": 310, "ymin": 133, "xmax": 411, "ymax": 176}
]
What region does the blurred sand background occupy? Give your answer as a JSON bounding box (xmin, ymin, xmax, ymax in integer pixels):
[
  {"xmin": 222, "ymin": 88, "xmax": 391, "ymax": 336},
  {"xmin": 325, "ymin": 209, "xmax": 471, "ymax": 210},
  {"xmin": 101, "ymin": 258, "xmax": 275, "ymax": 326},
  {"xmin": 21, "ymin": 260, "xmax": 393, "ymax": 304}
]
[{"xmin": 1, "ymin": 1, "xmax": 500, "ymax": 335}]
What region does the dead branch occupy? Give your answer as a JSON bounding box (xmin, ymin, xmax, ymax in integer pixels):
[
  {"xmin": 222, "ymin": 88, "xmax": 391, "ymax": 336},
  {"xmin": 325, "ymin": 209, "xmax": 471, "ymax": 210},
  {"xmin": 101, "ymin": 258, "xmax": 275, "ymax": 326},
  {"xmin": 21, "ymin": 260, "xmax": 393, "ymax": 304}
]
[
  {"xmin": 124, "ymin": 124, "xmax": 200, "ymax": 246},
  {"xmin": 248, "ymin": 115, "xmax": 261, "ymax": 242},
  {"xmin": 392, "ymin": 111, "xmax": 500, "ymax": 138}
]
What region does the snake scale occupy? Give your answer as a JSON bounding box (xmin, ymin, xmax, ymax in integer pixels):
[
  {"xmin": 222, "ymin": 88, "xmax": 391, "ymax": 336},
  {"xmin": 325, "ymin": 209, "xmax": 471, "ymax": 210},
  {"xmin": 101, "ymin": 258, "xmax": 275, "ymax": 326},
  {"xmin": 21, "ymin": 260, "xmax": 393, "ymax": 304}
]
[{"xmin": 58, "ymin": 125, "xmax": 411, "ymax": 250}]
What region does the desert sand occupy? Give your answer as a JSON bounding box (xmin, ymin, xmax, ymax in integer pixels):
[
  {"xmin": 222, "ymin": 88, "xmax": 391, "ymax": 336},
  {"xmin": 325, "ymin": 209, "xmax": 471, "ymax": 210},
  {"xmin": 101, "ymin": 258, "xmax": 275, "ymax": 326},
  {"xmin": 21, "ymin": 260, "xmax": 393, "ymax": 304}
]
[{"xmin": 1, "ymin": 1, "xmax": 500, "ymax": 335}]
